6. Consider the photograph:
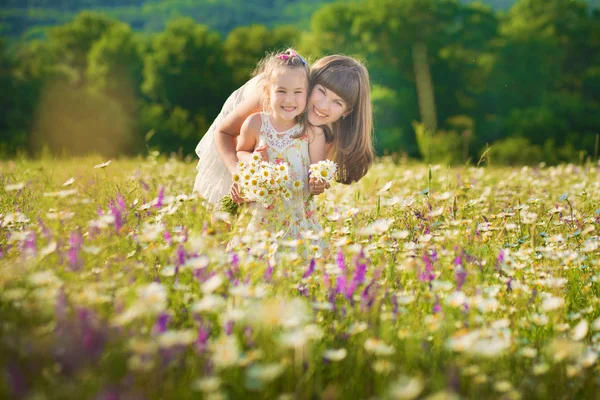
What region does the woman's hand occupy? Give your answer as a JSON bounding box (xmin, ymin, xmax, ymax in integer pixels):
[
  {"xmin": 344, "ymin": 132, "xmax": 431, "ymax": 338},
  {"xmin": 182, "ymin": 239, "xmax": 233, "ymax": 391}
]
[
  {"xmin": 255, "ymin": 143, "xmax": 269, "ymax": 161},
  {"xmin": 230, "ymin": 182, "xmax": 244, "ymax": 204},
  {"xmin": 308, "ymin": 178, "xmax": 331, "ymax": 195}
]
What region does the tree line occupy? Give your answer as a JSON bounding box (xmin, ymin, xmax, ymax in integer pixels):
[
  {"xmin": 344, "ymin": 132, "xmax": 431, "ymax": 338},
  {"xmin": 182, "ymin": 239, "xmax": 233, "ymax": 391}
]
[{"xmin": 1, "ymin": 0, "xmax": 599, "ymax": 164}]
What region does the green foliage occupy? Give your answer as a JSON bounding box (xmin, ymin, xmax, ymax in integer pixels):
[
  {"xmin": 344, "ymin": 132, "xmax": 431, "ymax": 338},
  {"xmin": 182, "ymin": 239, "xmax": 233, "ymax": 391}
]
[
  {"xmin": 488, "ymin": 136, "xmax": 544, "ymax": 165},
  {"xmin": 371, "ymin": 85, "xmax": 418, "ymax": 156},
  {"xmin": 87, "ymin": 22, "xmax": 144, "ymax": 94},
  {"xmin": 223, "ymin": 24, "xmax": 302, "ymax": 88},
  {"xmin": 1, "ymin": 0, "xmax": 600, "ymax": 162},
  {"xmin": 413, "ymin": 121, "xmax": 467, "ymax": 165},
  {"xmin": 48, "ymin": 11, "xmax": 119, "ymax": 81},
  {"xmin": 140, "ymin": 18, "xmax": 232, "ymax": 154}
]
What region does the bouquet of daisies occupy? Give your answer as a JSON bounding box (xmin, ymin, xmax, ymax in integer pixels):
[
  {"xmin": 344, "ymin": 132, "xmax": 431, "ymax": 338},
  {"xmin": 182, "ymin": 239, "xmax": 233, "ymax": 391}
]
[
  {"xmin": 220, "ymin": 152, "xmax": 304, "ymax": 216},
  {"xmin": 307, "ymin": 159, "xmax": 337, "ymax": 199},
  {"xmin": 309, "ymin": 159, "xmax": 337, "ymax": 183}
]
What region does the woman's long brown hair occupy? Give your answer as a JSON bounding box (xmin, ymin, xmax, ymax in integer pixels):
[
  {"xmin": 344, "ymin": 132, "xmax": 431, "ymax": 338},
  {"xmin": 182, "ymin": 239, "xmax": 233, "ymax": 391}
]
[{"xmin": 310, "ymin": 55, "xmax": 374, "ymax": 184}]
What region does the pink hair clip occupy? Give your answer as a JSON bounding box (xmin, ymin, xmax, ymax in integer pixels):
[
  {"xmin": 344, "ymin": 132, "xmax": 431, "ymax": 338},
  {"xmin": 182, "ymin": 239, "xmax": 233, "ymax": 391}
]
[{"xmin": 278, "ymin": 50, "xmax": 306, "ymax": 65}]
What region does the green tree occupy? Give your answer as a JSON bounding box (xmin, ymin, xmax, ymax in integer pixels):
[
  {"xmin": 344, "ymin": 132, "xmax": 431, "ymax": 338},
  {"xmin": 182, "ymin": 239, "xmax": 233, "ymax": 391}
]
[
  {"xmin": 0, "ymin": 40, "xmax": 28, "ymax": 157},
  {"xmin": 487, "ymin": 0, "xmax": 598, "ymax": 158},
  {"xmin": 141, "ymin": 18, "xmax": 232, "ymax": 153},
  {"xmin": 87, "ymin": 22, "xmax": 143, "ymax": 96},
  {"xmin": 47, "ymin": 11, "xmax": 119, "ymax": 85}
]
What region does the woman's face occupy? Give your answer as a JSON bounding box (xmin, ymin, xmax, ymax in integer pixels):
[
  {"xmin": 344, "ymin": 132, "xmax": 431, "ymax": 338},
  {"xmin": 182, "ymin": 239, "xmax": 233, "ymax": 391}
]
[{"xmin": 307, "ymin": 84, "xmax": 349, "ymax": 126}]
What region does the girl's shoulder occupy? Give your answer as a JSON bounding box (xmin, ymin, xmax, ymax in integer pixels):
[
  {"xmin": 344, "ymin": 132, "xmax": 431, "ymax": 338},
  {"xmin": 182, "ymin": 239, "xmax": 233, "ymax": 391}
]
[{"xmin": 241, "ymin": 112, "xmax": 264, "ymax": 133}]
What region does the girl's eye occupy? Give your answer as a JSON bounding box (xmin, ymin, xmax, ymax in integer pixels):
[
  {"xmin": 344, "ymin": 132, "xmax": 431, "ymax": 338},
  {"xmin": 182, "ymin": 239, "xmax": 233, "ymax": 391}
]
[{"xmin": 318, "ymin": 87, "xmax": 325, "ymax": 94}]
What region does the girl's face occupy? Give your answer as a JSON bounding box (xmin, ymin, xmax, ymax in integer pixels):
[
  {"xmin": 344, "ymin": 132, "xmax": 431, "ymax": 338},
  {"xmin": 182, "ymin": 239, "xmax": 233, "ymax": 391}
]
[
  {"xmin": 307, "ymin": 84, "xmax": 349, "ymax": 127},
  {"xmin": 268, "ymin": 67, "xmax": 308, "ymax": 122}
]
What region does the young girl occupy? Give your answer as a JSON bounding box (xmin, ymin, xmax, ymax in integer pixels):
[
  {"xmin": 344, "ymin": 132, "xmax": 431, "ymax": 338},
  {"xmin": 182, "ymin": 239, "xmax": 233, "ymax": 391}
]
[
  {"xmin": 193, "ymin": 54, "xmax": 373, "ymax": 206},
  {"xmin": 231, "ymin": 49, "xmax": 327, "ymax": 250}
]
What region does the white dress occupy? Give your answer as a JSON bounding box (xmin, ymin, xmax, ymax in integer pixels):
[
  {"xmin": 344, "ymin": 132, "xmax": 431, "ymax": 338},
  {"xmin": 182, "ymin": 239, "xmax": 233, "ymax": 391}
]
[
  {"xmin": 192, "ymin": 74, "xmax": 264, "ymax": 203},
  {"xmin": 229, "ymin": 113, "xmax": 325, "ymax": 257}
]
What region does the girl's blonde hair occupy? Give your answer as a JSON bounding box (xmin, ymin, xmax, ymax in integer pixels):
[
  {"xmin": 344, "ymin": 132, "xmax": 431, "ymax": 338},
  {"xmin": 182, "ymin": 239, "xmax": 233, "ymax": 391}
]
[
  {"xmin": 253, "ymin": 48, "xmax": 310, "ymax": 134},
  {"xmin": 310, "ymin": 55, "xmax": 373, "ymax": 184}
]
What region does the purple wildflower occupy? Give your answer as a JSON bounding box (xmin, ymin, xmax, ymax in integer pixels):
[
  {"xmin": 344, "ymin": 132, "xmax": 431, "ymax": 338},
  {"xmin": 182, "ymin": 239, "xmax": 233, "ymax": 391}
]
[
  {"xmin": 336, "ymin": 249, "xmax": 346, "ymax": 272},
  {"xmin": 302, "ymin": 258, "xmax": 316, "ymax": 279},
  {"xmin": 117, "ymin": 193, "xmax": 127, "ymax": 211},
  {"xmin": 155, "ymin": 186, "xmax": 165, "ymax": 208},
  {"xmin": 418, "ymin": 252, "xmax": 435, "ymax": 283},
  {"xmin": 110, "ymin": 203, "xmax": 122, "ymax": 233},
  {"xmin": 224, "ymin": 320, "xmax": 234, "ymax": 335},
  {"xmin": 54, "ymin": 307, "xmax": 106, "ymax": 373},
  {"xmin": 153, "ymin": 313, "xmax": 170, "ymax": 334},
  {"xmin": 139, "ymin": 179, "xmax": 150, "ymax": 191},
  {"xmin": 497, "ymin": 250, "xmax": 505, "ymax": 264},
  {"xmin": 67, "ymin": 230, "xmax": 83, "ymax": 271},
  {"xmin": 336, "ymin": 275, "xmax": 347, "ymax": 297},
  {"xmin": 391, "ymin": 292, "xmax": 399, "ymax": 318},
  {"xmin": 195, "ymin": 321, "xmax": 211, "ymax": 354},
  {"xmin": 345, "ymin": 280, "xmax": 357, "ymax": 300},
  {"xmin": 264, "ymin": 263, "xmax": 273, "ymax": 282},
  {"xmin": 353, "ymin": 261, "xmax": 367, "ymax": 286},
  {"xmin": 6, "ymin": 364, "xmax": 28, "ymax": 398},
  {"xmin": 297, "ymin": 283, "xmax": 309, "ymax": 297},
  {"xmin": 23, "ymin": 231, "xmax": 36, "ymax": 257},
  {"xmin": 163, "ymin": 230, "xmax": 172, "ymax": 245},
  {"xmin": 454, "ymin": 255, "xmax": 467, "ymax": 291},
  {"xmin": 361, "ymin": 281, "xmax": 376, "ymax": 308},
  {"xmin": 176, "ymin": 244, "xmax": 186, "ymax": 266},
  {"xmin": 323, "ymin": 273, "xmax": 331, "ymax": 290},
  {"xmin": 433, "ymin": 295, "xmax": 441, "ymax": 313},
  {"xmin": 228, "ymin": 252, "xmax": 239, "ymax": 279}
]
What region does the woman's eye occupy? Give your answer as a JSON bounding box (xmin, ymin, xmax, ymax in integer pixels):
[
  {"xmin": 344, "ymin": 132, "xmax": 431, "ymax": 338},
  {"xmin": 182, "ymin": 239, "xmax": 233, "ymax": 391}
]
[{"xmin": 318, "ymin": 87, "xmax": 325, "ymax": 94}]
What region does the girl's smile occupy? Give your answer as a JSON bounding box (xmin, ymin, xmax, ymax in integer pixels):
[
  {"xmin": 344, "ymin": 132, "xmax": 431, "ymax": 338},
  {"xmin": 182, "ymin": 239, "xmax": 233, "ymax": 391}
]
[{"xmin": 268, "ymin": 66, "xmax": 308, "ymax": 127}]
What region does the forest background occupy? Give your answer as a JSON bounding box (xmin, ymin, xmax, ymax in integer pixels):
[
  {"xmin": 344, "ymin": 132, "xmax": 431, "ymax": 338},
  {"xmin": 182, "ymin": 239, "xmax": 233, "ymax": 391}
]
[{"xmin": 1, "ymin": 0, "xmax": 599, "ymax": 165}]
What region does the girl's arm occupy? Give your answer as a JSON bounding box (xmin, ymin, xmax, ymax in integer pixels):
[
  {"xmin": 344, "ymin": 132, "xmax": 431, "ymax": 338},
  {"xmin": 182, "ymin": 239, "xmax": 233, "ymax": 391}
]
[
  {"xmin": 236, "ymin": 113, "xmax": 263, "ymax": 163},
  {"xmin": 215, "ymin": 81, "xmax": 265, "ymax": 174}
]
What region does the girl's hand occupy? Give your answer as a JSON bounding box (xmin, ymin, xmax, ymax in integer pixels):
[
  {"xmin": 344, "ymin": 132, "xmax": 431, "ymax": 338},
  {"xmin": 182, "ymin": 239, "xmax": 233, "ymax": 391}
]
[
  {"xmin": 255, "ymin": 144, "xmax": 269, "ymax": 161},
  {"xmin": 308, "ymin": 178, "xmax": 331, "ymax": 195}
]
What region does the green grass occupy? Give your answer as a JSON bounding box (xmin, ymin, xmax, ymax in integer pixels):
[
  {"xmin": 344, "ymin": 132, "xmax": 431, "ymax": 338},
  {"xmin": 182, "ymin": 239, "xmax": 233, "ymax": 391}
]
[{"xmin": 1, "ymin": 155, "xmax": 599, "ymax": 399}]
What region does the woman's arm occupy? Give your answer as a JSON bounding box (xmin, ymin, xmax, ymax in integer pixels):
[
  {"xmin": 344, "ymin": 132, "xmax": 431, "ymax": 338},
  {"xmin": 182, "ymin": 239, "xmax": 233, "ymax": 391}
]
[
  {"xmin": 236, "ymin": 113, "xmax": 262, "ymax": 163},
  {"xmin": 308, "ymin": 126, "xmax": 327, "ymax": 164},
  {"xmin": 215, "ymin": 82, "xmax": 264, "ymax": 174}
]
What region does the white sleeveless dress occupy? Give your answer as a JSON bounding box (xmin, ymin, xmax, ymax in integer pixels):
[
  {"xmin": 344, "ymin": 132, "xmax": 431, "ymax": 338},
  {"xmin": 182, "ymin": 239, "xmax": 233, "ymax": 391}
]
[
  {"xmin": 229, "ymin": 113, "xmax": 325, "ymax": 256},
  {"xmin": 192, "ymin": 74, "xmax": 264, "ymax": 203}
]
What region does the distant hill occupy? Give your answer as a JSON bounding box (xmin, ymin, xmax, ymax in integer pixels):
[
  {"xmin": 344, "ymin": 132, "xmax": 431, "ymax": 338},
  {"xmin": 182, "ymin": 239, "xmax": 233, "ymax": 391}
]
[{"xmin": 1, "ymin": 0, "xmax": 599, "ymax": 39}]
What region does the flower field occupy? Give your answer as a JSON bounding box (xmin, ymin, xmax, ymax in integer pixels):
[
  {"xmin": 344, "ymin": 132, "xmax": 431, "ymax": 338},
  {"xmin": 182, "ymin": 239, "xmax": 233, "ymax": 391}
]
[{"xmin": 1, "ymin": 155, "xmax": 599, "ymax": 399}]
